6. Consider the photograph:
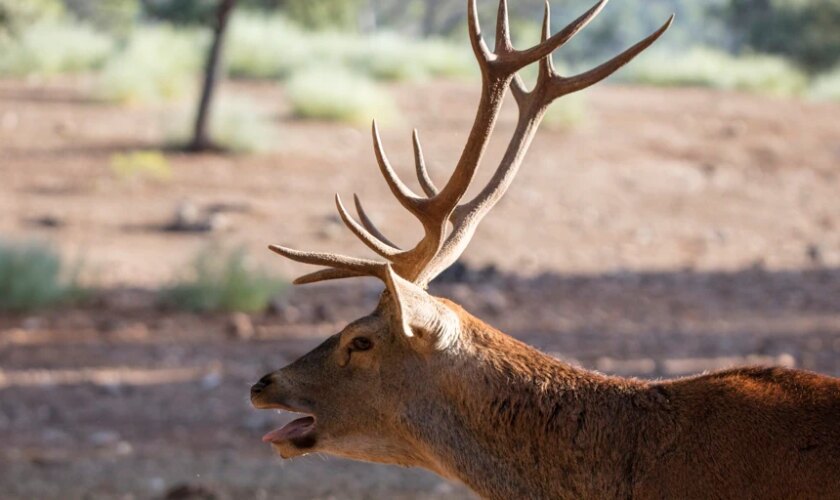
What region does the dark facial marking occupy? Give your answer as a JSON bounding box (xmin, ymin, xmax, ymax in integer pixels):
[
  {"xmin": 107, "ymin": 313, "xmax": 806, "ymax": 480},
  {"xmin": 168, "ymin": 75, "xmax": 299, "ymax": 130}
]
[{"xmin": 291, "ymin": 433, "xmax": 318, "ymax": 449}]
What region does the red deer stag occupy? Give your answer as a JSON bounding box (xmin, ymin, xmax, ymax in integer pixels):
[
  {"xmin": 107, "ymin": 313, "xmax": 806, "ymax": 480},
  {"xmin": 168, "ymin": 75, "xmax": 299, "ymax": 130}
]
[{"xmin": 251, "ymin": 1, "xmax": 840, "ymax": 498}]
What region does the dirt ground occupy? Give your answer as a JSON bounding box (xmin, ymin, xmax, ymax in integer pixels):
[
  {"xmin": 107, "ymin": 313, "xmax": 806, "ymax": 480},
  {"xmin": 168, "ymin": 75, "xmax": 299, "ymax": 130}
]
[{"xmin": 0, "ymin": 76, "xmax": 839, "ymax": 499}]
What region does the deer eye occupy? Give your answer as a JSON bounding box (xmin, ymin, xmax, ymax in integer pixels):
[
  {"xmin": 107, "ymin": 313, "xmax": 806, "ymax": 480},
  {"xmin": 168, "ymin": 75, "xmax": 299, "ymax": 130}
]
[{"xmin": 351, "ymin": 337, "xmax": 373, "ymax": 351}]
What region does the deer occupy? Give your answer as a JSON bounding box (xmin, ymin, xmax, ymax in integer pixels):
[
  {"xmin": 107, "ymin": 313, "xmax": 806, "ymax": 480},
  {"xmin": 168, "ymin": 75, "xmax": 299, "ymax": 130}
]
[{"xmin": 250, "ymin": 1, "xmax": 840, "ymax": 498}]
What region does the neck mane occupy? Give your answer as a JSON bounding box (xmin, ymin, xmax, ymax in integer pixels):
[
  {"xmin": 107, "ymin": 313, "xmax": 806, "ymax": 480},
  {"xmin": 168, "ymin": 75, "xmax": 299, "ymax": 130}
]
[{"xmin": 404, "ymin": 301, "xmax": 662, "ymax": 499}]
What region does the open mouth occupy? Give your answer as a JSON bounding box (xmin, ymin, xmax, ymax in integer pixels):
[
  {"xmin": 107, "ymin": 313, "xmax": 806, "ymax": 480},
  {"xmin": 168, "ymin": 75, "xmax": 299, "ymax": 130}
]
[{"xmin": 262, "ymin": 411, "xmax": 317, "ymax": 445}]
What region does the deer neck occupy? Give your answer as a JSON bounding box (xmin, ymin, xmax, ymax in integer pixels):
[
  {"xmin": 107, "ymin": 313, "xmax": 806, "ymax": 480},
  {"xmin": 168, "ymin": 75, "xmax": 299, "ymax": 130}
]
[{"xmin": 402, "ymin": 306, "xmax": 650, "ymax": 499}]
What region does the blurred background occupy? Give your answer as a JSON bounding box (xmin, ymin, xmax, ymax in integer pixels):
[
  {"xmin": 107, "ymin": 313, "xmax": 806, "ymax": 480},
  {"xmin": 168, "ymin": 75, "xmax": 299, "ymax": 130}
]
[{"xmin": 0, "ymin": 0, "xmax": 838, "ymax": 498}]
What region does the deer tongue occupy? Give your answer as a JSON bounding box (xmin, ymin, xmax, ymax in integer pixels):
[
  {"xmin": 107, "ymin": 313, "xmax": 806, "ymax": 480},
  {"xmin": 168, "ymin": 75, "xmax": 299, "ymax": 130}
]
[{"xmin": 262, "ymin": 416, "xmax": 315, "ymax": 443}]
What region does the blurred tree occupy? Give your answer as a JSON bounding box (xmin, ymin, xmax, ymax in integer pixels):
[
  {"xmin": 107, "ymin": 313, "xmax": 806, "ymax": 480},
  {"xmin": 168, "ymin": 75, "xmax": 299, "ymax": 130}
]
[
  {"xmin": 718, "ymin": 0, "xmax": 840, "ymax": 72},
  {"xmin": 189, "ymin": 0, "xmax": 237, "ymax": 152},
  {"xmin": 140, "ymin": 0, "xmax": 217, "ymax": 24},
  {"xmin": 63, "ymin": 0, "xmax": 139, "ymax": 35},
  {"xmin": 0, "ymin": 0, "xmax": 63, "ymax": 38}
]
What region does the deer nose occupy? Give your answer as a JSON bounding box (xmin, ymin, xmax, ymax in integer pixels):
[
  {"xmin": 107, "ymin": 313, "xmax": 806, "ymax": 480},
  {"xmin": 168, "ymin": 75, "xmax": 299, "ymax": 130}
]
[{"xmin": 250, "ymin": 374, "xmax": 274, "ymax": 398}]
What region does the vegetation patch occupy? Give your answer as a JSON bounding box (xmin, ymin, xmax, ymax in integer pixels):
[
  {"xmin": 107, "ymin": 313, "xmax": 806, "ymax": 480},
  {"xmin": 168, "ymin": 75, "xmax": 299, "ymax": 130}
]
[
  {"xmin": 0, "ymin": 18, "xmax": 113, "ymax": 76},
  {"xmin": 625, "ymin": 48, "xmax": 809, "ymax": 97},
  {"xmin": 98, "ymin": 26, "xmax": 206, "ymax": 104},
  {"xmin": 286, "ymin": 66, "xmax": 397, "ymax": 124},
  {"xmin": 810, "ymin": 65, "xmax": 840, "ymax": 102},
  {"xmin": 225, "ymin": 13, "xmax": 474, "ymax": 83},
  {"xmin": 163, "ymin": 247, "xmax": 286, "ymax": 313},
  {"xmin": 0, "ymin": 240, "xmax": 82, "ymax": 311},
  {"xmin": 110, "ymin": 150, "xmax": 172, "ymax": 181}
]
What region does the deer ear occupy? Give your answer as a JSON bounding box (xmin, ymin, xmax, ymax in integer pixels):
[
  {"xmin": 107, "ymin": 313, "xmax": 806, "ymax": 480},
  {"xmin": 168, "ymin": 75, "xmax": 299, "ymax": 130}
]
[{"xmin": 383, "ymin": 265, "xmax": 459, "ymax": 350}]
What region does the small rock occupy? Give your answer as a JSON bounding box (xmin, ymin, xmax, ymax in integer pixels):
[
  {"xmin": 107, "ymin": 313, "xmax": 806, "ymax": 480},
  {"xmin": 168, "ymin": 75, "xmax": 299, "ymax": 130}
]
[
  {"xmin": 22, "ymin": 317, "xmax": 44, "ymax": 331},
  {"xmin": 88, "ymin": 430, "xmax": 120, "ymax": 447},
  {"xmin": 806, "ymin": 244, "xmax": 822, "ymax": 264},
  {"xmin": 268, "ymin": 299, "xmax": 302, "ymax": 323},
  {"xmin": 227, "ymin": 313, "xmax": 254, "ymax": 340},
  {"xmin": 200, "ymin": 372, "xmax": 222, "ymax": 390},
  {"xmin": 479, "ymin": 286, "xmax": 508, "ymax": 315},
  {"xmin": 313, "ymin": 303, "xmax": 336, "ymax": 322},
  {"xmin": 28, "ymin": 215, "xmax": 63, "ymax": 228},
  {"xmin": 436, "ymin": 261, "xmax": 471, "ymax": 283},
  {"xmin": 114, "ymin": 440, "xmax": 133, "ymax": 455},
  {"xmin": 163, "ymin": 484, "xmax": 217, "ymax": 500}
]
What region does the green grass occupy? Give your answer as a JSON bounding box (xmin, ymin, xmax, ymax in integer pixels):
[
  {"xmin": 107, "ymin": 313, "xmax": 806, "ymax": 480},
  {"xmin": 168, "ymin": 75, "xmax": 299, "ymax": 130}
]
[
  {"xmin": 810, "ymin": 66, "xmax": 840, "ymax": 101},
  {"xmin": 286, "ymin": 66, "xmax": 397, "ymax": 124},
  {"xmin": 0, "ymin": 240, "xmax": 82, "ymax": 311},
  {"xmin": 98, "ymin": 25, "xmax": 206, "ymax": 104},
  {"xmin": 0, "ymin": 18, "xmax": 113, "ymax": 76},
  {"xmin": 163, "ymin": 247, "xmax": 286, "ymax": 313},
  {"xmin": 625, "ymin": 47, "xmax": 809, "ymax": 97}
]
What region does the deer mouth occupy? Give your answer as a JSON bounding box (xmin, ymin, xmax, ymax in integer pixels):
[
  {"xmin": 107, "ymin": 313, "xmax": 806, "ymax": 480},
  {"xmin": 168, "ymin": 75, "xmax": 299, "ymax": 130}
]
[{"xmin": 262, "ymin": 411, "xmax": 317, "ymax": 446}]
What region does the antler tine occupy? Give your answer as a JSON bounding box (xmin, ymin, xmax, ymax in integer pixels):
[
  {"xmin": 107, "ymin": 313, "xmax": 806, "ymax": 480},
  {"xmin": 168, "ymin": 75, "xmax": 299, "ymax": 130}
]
[
  {"xmin": 335, "ymin": 194, "xmax": 400, "ymax": 258},
  {"xmin": 499, "ymin": 0, "xmax": 608, "ymax": 73},
  {"xmin": 467, "ymin": 0, "xmax": 492, "ymax": 65},
  {"xmin": 413, "ymin": 129, "xmax": 439, "ymax": 197},
  {"xmin": 268, "ymin": 244, "xmax": 384, "ymax": 277},
  {"xmin": 294, "ymin": 268, "xmax": 366, "ymax": 285},
  {"xmin": 538, "ymin": 0, "xmax": 556, "ymax": 80},
  {"xmin": 495, "ymin": 0, "xmax": 512, "ymax": 53},
  {"xmin": 353, "ymin": 194, "xmax": 401, "ymax": 250},
  {"xmin": 371, "ymin": 121, "xmax": 427, "ymax": 218},
  {"xmin": 545, "ymin": 14, "xmax": 674, "ymax": 100}
]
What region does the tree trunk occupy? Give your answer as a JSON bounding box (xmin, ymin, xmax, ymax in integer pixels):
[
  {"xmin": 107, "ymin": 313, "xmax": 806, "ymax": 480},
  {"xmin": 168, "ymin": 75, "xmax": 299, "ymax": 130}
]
[{"xmin": 188, "ymin": 0, "xmax": 236, "ymax": 152}]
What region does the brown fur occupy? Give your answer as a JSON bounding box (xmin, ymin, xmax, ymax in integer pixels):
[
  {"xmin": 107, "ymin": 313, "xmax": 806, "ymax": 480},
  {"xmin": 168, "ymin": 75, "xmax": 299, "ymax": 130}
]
[{"xmin": 252, "ymin": 297, "xmax": 840, "ymax": 499}]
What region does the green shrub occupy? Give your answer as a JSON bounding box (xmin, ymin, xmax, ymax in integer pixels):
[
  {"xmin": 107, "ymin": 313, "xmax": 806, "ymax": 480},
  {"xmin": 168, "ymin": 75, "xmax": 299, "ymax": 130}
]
[
  {"xmin": 98, "ymin": 25, "xmax": 206, "ymax": 104},
  {"xmin": 110, "ymin": 150, "xmax": 172, "ymax": 181},
  {"xmin": 284, "ymin": 0, "xmax": 362, "ymax": 31},
  {"xmin": 286, "ymin": 66, "xmax": 397, "ymax": 124},
  {"xmin": 226, "ymin": 12, "xmax": 306, "ymax": 79},
  {"xmin": 626, "ymin": 47, "xmax": 808, "ymax": 96},
  {"xmin": 225, "ymin": 12, "xmax": 474, "ymax": 82},
  {"xmin": 0, "ymin": 240, "xmax": 81, "ymax": 311},
  {"xmin": 810, "ymin": 66, "xmax": 840, "ymax": 101},
  {"xmin": 413, "ymin": 39, "xmax": 476, "ymax": 79},
  {"xmin": 210, "ymin": 98, "xmax": 278, "ymax": 153},
  {"xmin": 0, "ymin": 18, "xmax": 113, "ymax": 76},
  {"xmin": 163, "ymin": 247, "xmax": 286, "ymax": 313}
]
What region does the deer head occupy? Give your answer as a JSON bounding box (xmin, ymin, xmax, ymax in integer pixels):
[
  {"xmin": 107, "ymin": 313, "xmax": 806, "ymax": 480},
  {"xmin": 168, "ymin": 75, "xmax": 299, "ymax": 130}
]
[{"xmin": 251, "ymin": 0, "xmax": 671, "ymax": 470}]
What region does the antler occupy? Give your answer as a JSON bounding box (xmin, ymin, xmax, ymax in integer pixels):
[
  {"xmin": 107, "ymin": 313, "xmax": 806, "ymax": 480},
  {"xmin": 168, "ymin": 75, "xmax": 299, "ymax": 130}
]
[{"xmin": 271, "ymin": 0, "xmax": 673, "ymax": 289}]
